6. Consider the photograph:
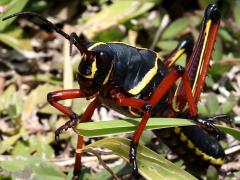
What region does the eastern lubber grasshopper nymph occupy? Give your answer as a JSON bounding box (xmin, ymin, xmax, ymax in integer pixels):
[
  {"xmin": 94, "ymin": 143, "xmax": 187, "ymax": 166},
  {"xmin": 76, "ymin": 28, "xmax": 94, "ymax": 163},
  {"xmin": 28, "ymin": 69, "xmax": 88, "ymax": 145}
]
[{"xmin": 3, "ymin": 4, "xmax": 233, "ymax": 179}]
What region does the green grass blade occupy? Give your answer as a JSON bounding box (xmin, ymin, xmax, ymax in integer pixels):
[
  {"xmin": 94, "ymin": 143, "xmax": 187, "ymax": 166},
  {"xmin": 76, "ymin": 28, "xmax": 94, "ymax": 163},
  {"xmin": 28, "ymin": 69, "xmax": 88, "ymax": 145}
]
[
  {"xmin": 81, "ymin": 1, "xmax": 154, "ymax": 38},
  {"xmin": 77, "ymin": 118, "xmax": 194, "ymax": 137},
  {"xmin": 85, "ymin": 137, "xmax": 197, "ymax": 180},
  {"xmin": 77, "ymin": 118, "xmax": 240, "ymax": 141},
  {"xmin": 216, "ymin": 125, "xmax": 240, "ymax": 141},
  {"xmin": 0, "ymin": 0, "xmax": 29, "ymax": 32}
]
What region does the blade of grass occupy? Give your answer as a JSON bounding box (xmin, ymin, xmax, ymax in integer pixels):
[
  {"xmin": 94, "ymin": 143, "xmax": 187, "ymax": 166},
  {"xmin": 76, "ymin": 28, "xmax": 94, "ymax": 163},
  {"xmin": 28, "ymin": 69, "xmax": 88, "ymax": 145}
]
[
  {"xmin": 77, "ymin": 118, "xmax": 194, "ymax": 137},
  {"xmin": 85, "ymin": 137, "xmax": 197, "ymax": 180},
  {"xmin": 0, "ymin": 0, "xmax": 29, "ymax": 32},
  {"xmin": 76, "ymin": 118, "xmax": 240, "ymax": 141}
]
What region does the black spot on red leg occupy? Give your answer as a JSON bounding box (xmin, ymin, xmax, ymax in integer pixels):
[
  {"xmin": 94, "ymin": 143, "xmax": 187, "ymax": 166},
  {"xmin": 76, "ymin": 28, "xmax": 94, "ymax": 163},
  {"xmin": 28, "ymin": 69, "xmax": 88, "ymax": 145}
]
[
  {"xmin": 175, "ymin": 65, "xmax": 185, "ymax": 74},
  {"xmin": 130, "ymin": 141, "xmax": 140, "ymax": 178}
]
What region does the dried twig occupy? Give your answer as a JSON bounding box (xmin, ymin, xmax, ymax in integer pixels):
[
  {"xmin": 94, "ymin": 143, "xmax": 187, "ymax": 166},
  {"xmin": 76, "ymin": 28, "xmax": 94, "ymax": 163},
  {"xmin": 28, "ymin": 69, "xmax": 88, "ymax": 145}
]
[
  {"xmin": 150, "ymin": 14, "xmax": 170, "ymax": 50},
  {"xmin": 83, "ymin": 148, "xmax": 120, "ymax": 180}
]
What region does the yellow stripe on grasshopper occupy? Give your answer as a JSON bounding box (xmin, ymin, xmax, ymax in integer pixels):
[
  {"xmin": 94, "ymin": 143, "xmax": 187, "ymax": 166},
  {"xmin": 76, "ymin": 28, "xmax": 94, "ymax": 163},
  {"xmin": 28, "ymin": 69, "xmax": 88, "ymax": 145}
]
[
  {"xmin": 81, "ymin": 42, "xmax": 106, "ymax": 79},
  {"xmin": 168, "ymin": 48, "xmax": 185, "ymax": 68},
  {"xmin": 192, "ymin": 19, "xmax": 212, "ymax": 95},
  {"xmin": 171, "ymin": 20, "xmax": 212, "ymax": 112},
  {"xmin": 81, "ymin": 58, "xmax": 97, "ymax": 79},
  {"xmin": 88, "ymin": 42, "xmax": 106, "ymax": 50},
  {"xmin": 103, "ymin": 63, "xmax": 113, "ymax": 85},
  {"xmin": 176, "ymin": 126, "xmax": 225, "ymax": 165},
  {"xmin": 128, "ymin": 54, "xmax": 159, "ymax": 95}
]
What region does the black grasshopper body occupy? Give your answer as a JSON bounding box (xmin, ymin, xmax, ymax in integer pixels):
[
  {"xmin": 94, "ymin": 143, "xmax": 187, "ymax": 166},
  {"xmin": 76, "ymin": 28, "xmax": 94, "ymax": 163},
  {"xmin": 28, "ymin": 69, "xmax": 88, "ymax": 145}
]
[{"xmin": 79, "ymin": 41, "xmax": 225, "ymax": 166}]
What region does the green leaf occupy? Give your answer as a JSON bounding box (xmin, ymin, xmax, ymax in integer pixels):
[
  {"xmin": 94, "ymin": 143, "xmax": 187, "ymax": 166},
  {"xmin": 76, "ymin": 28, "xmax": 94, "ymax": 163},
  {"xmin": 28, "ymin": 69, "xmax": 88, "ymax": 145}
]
[
  {"xmin": 205, "ymin": 74, "xmax": 215, "ymax": 88},
  {"xmin": 209, "ymin": 63, "xmax": 231, "ymax": 75},
  {"xmin": 77, "ymin": 118, "xmax": 194, "ymax": 137},
  {"xmin": 219, "ymin": 28, "xmax": 234, "ymax": 43},
  {"xmin": 212, "ymin": 38, "xmax": 222, "ymax": 62},
  {"xmin": 81, "ymin": 1, "xmax": 154, "ymax": 38},
  {"xmin": 77, "ymin": 118, "xmax": 240, "ymax": 141},
  {"xmin": 206, "ymin": 166, "xmax": 218, "ymax": 180},
  {"xmin": 0, "ymin": 0, "xmax": 29, "ymax": 32},
  {"xmin": 216, "ymin": 125, "xmax": 240, "ymax": 141},
  {"xmin": 0, "ymin": 156, "xmax": 33, "ymax": 173},
  {"xmin": 234, "ymin": 1, "xmax": 240, "ymax": 25},
  {"xmin": 0, "ymin": 128, "xmax": 25, "ymax": 154},
  {"xmin": 0, "ymin": 0, "xmax": 12, "ymax": 5},
  {"xmin": 12, "ymin": 141, "xmax": 32, "ymax": 156},
  {"xmin": 27, "ymin": 0, "xmax": 48, "ymax": 12},
  {"xmin": 157, "ymin": 40, "xmax": 178, "ymax": 51},
  {"xmin": 1, "ymin": 156, "xmax": 66, "ymax": 179},
  {"xmin": 89, "ymin": 163, "xmax": 131, "ymax": 180},
  {"xmin": 0, "ymin": 33, "xmax": 21, "ymax": 51},
  {"xmin": 198, "ymin": 102, "xmax": 209, "ymax": 117},
  {"xmin": 217, "ymin": 95, "xmax": 236, "ymax": 114},
  {"xmin": 0, "ymin": 84, "xmax": 16, "ymax": 111},
  {"xmin": 32, "ymin": 161, "xmax": 66, "ymax": 180},
  {"xmin": 34, "ymin": 136, "xmax": 55, "ymax": 159},
  {"xmin": 85, "ymin": 137, "xmax": 197, "ymax": 180},
  {"xmin": 206, "ymin": 93, "xmax": 219, "ymax": 116},
  {"xmin": 23, "ymin": 84, "xmax": 61, "ymax": 117},
  {"xmin": 0, "ymin": 28, "xmax": 31, "ymax": 51},
  {"xmin": 161, "ymin": 18, "xmax": 188, "ymax": 40}
]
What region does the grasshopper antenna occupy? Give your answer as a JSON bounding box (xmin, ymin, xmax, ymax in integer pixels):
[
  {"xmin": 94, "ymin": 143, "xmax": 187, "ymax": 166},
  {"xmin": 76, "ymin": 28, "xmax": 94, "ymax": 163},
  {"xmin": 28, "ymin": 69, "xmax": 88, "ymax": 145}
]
[{"xmin": 2, "ymin": 12, "xmax": 91, "ymax": 56}]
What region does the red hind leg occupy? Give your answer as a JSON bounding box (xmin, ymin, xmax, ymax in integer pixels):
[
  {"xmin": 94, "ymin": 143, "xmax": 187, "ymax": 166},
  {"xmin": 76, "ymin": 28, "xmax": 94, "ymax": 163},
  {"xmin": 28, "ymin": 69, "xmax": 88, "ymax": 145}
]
[
  {"xmin": 73, "ymin": 98, "xmax": 100, "ymax": 178},
  {"xmin": 114, "ymin": 66, "xmax": 192, "ymax": 176}
]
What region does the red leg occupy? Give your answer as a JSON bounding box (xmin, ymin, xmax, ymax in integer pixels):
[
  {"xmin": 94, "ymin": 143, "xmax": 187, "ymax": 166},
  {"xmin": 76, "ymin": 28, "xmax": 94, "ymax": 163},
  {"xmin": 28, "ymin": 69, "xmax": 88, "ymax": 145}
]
[
  {"xmin": 172, "ymin": 6, "xmax": 221, "ymax": 110},
  {"xmin": 130, "ymin": 109, "xmax": 151, "ymax": 176},
  {"xmin": 113, "ymin": 64, "xmax": 209, "ymax": 176},
  {"xmin": 169, "ymin": 6, "xmax": 223, "ymax": 137},
  {"xmin": 73, "ymin": 135, "xmax": 84, "ymax": 179},
  {"xmin": 114, "ymin": 66, "xmax": 191, "ymax": 176},
  {"xmin": 47, "ymin": 89, "xmax": 85, "ymax": 117},
  {"xmin": 149, "ymin": 66, "xmax": 185, "ymax": 107},
  {"xmin": 47, "ymin": 89, "xmax": 86, "ymax": 139},
  {"xmin": 47, "ymin": 89, "xmax": 100, "ymax": 178},
  {"xmin": 73, "ymin": 98, "xmax": 100, "ymax": 178},
  {"xmin": 113, "ymin": 69, "xmax": 202, "ymax": 177},
  {"xmin": 181, "ymin": 73, "xmax": 197, "ymax": 116},
  {"xmin": 115, "ymin": 95, "xmax": 151, "ymax": 176}
]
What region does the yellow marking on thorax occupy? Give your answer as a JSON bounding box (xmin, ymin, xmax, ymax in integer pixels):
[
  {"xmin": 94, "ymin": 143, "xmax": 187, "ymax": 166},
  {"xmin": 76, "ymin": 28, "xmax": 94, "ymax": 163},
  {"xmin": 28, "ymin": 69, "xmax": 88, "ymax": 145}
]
[
  {"xmin": 103, "ymin": 63, "xmax": 113, "ymax": 85},
  {"xmin": 110, "ymin": 42, "xmax": 154, "ymax": 52},
  {"xmin": 128, "ymin": 54, "xmax": 159, "ymax": 95},
  {"xmin": 88, "ymin": 42, "xmax": 106, "ymax": 50},
  {"xmin": 81, "ymin": 59, "xmax": 97, "ymax": 79},
  {"xmin": 81, "ymin": 42, "xmax": 106, "ymax": 79},
  {"xmin": 168, "ymin": 48, "xmax": 185, "ymax": 67}
]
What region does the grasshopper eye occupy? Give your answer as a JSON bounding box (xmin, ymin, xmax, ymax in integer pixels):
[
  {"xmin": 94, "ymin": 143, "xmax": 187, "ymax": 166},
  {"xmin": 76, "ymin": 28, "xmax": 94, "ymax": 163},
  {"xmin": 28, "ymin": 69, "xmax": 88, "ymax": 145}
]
[
  {"xmin": 87, "ymin": 51, "xmax": 96, "ymax": 63},
  {"xmin": 96, "ymin": 51, "xmax": 111, "ymax": 64}
]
